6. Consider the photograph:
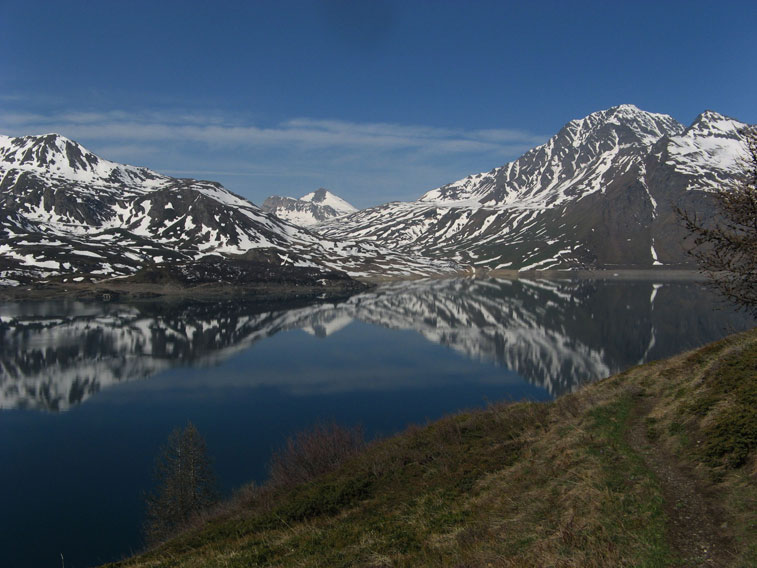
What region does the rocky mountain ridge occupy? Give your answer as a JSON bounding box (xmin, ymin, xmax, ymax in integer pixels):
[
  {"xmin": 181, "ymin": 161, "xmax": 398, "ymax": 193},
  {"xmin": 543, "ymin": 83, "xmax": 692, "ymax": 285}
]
[
  {"xmin": 318, "ymin": 105, "xmax": 752, "ymax": 270},
  {"xmin": 1, "ymin": 105, "xmax": 751, "ymax": 285},
  {"xmin": 0, "ymin": 134, "xmax": 455, "ymax": 286}
]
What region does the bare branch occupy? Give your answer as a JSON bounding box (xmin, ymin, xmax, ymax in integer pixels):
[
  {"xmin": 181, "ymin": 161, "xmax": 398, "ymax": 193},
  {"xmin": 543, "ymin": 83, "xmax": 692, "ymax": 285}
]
[{"xmin": 677, "ymin": 127, "xmax": 757, "ymax": 316}]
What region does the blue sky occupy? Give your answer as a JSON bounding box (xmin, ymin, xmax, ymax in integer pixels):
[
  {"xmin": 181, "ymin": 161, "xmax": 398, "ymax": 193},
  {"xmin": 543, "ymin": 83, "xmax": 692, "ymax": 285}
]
[{"xmin": 1, "ymin": 0, "xmax": 755, "ymax": 208}]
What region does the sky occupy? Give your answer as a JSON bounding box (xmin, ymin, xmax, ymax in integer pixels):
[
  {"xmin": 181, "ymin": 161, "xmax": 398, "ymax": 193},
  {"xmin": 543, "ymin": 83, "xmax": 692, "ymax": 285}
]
[{"xmin": 1, "ymin": 0, "xmax": 755, "ymax": 208}]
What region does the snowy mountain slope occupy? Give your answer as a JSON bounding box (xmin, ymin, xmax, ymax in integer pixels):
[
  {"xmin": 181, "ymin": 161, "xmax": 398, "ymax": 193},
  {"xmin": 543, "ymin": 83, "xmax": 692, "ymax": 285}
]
[
  {"xmin": 319, "ymin": 105, "xmax": 752, "ymax": 270},
  {"xmin": 421, "ymin": 105, "xmax": 684, "ymax": 207},
  {"xmin": 261, "ymin": 188, "xmax": 357, "ymax": 226},
  {"xmin": 657, "ymin": 111, "xmax": 749, "ymax": 187},
  {"xmin": 1, "ymin": 277, "xmax": 748, "ymax": 410},
  {"xmin": 0, "ymin": 135, "xmax": 455, "ymax": 284},
  {"xmin": 302, "ymin": 188, "xmax": 356, "ymax": 214}
]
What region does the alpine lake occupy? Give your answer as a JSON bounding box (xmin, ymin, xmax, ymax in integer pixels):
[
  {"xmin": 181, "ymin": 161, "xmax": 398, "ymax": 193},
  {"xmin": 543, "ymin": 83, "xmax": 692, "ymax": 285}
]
[{"xmin": 0, "ymin": 276, "xmax": 753, "ymax": 568}]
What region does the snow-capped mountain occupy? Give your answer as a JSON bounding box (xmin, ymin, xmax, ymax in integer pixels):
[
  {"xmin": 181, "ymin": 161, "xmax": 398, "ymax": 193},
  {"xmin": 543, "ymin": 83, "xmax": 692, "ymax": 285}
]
[
  {"xmin": 262, "ymin": 188, "xmax": 357, "ymax": 226},
  {"xmin": 318, "ymin": 105, "xmax": 753, "ymax": 270},
  {"xmin": 3, "ymin": 105, "xmax": 750, "ymax": 283},
  {"xmin": 0, "ymin": 134, "xmax": 455, "ymax": 285},
  {"xmin": 1, "ymin": 277, "xmax": 749, "ymax": 410}
]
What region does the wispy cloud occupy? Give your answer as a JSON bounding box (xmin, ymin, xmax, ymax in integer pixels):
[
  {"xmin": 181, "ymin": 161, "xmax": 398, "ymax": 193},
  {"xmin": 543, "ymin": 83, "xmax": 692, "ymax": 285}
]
[
  {"xmin": 0, "ymin": 110, "xmax": 544, "ymax": 153},
  {"xmin": 0, "ymin": 109, "xmax": 546, "ymax": 206}
]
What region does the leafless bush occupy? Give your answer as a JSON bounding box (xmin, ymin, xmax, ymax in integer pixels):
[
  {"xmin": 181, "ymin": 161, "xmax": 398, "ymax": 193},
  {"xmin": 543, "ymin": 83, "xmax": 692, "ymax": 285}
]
[{"xmin": 268, "ymin": 421, "xmax": 366, "ymax": 488}]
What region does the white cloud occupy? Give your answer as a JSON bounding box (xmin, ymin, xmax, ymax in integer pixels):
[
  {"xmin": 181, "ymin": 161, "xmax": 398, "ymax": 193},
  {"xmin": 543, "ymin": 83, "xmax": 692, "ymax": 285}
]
[
  {"xmin": 0, "ymin": 110, "xmax": 543, "ymax": 153},
  {"xmin": 0, "ymin": 109, "xmax": 546, "ymax": 207}
]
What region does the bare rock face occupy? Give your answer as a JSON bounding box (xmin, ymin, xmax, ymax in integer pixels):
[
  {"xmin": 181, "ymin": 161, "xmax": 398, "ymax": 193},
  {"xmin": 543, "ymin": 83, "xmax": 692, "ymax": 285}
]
[
  {"xmin": 318, "ymin": 105, "xmax": 752, "ymax": 270},
  {"xmin": 262, "ymin": 188, "xmax": 357, "ymax": 226}
]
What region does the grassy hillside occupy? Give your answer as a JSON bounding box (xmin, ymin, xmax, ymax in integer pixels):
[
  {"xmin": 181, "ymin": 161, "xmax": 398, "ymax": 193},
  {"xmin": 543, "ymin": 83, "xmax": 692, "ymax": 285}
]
[{"xmin": 106, "ymin": 328, "xmax": 757, "ymax": 568}]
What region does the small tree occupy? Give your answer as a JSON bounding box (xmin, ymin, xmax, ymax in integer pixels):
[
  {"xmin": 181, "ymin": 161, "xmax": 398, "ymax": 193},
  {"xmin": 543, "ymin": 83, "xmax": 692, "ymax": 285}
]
[
  {"xmin": 679, "ymin": 128, "xmax": 757, "ymax": 316},
  {"xmin": 144, "ymin": 422, "xmax": 218, "ymax": 544}
]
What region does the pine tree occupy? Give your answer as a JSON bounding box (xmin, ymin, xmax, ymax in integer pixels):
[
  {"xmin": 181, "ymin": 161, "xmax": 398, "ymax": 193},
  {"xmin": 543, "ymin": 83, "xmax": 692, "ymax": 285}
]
[
  {"xmin": 679, "ymin": 128, "xmax": 757, "ymax": 316},
  {"xmin": 144, "ymin": 422, "xmax": 218, "ymax": 544}
]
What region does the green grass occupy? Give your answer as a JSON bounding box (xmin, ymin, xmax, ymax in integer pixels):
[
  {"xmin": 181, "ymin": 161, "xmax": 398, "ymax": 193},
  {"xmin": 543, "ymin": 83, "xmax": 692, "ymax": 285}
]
[
  {"xmin": 682, "ymin": 341, "xmax": 757, "ymax": 468},
  {"xmin": 105, "ymin": 327, "xmax": 757, "ymax": 568},
  {"xmin": 586, "ymin": 396, "xmax": 671, "ymax": 566}
]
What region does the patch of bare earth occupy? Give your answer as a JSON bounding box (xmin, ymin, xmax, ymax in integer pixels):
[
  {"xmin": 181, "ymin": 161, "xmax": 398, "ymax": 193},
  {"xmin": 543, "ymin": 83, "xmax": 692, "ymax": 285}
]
[{"xmin": 626, "ymin": 397, "xmax": 736, "ymax": 566}]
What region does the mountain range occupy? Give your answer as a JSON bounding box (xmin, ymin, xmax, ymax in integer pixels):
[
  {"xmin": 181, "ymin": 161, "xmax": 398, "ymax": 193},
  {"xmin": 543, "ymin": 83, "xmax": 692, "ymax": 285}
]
[
  {"xmin": 0, "ymin": 135, "xmax": 452, "ymax": 286},
  {"xmin": 0, "ymin": 104, "xmax": 752, "ymax": 285},
  {"xmin": 319, "ymin": 105, "xmax": 751, "ymax": 270}
]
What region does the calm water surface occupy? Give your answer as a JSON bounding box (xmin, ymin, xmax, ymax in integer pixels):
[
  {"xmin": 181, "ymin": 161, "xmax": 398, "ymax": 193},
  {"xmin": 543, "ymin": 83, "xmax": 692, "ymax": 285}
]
[{"xmin": 0, "ymin": 277, "xmax": 752, "ymax": 567}]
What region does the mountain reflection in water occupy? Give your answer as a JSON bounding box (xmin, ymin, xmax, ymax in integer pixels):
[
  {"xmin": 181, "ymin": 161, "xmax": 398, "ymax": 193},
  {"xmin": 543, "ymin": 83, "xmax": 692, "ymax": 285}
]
[{"xmin": 0, "ymin": 277, "xmax": 752, "ymax": 411}]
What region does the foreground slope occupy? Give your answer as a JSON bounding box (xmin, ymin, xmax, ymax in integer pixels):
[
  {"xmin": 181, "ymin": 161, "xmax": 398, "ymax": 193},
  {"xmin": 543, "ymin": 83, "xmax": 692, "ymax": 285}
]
[
  {"xmin": 0, "ymin": 134, "xmax": 454, "ymax": 285},
  {"xmin": 107, "ymin": 327, "xmax": 757, "ymax": 567},
  {"xmin": 320, "ymin": 105, "xmax": 752, "ymax": 270}
]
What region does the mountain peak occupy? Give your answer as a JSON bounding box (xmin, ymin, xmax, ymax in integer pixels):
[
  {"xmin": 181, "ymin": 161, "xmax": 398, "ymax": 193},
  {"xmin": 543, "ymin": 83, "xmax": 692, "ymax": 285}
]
[
  {"xmin": 662, "ymin": 110, "xmax": 750, "ymax": 181},
  {"xmin": 687, "ymin": 110, "xmax": 746, "ymax": 136},
  {"xmin": 608, "ymin": 103, "xmax": 642, "ymax": 114},
  {"xmin": 7, "ymin": 132, "xmax": 88, "ymax": 155},
  {"xmin": 419, "ymin": 104, "xmax": 686, "ymax": 205},
  {"xmin": 301, "ymin": 188, "xmax": 330, "ymax": 203},
  {"xmin": 300, "ymin": 188, "xmax": 356, "ymax": 213},
  {"xmin": 697, "ymin": 109, "xmax": 728, "ymax": 121},
  {"xmin": 1, "ymin": 132, "xmax": 99, "ymax": 176},
  {"xmin": 0, "ymin": 132, "xmax": 163, "ymax": 189},
  {"xmin": 591, "ymin": 103, "xmax": 657, "ymax": 119},
  {"xmin": 568, "ymin": 105, "xmax": 685, "ymax": 143},
  {"xmin": 262, "ymin": 188, "xmax": 357, "ymax": 226}
]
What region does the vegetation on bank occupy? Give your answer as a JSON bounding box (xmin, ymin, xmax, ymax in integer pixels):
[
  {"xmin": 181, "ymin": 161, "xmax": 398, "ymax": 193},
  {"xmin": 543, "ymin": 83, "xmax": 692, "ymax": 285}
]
[
  {"xmin": 144, "ymin": 423, "xmax": 219, "ymax": 545},
  {"xmin": 105, "ymin": 328, "xmax": 757, "ymax": 568}
]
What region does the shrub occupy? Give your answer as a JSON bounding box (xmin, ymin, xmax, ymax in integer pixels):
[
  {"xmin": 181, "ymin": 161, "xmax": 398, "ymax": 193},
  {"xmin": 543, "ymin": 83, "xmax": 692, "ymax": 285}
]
[{"xmin": 268, "ymin": 421, "xmax": 366, "ymax": 488}]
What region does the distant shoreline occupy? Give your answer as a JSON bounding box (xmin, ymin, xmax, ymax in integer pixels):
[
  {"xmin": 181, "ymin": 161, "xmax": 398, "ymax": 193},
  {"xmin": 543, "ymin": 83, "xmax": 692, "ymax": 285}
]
[
  {"xmin": 495, "ymin": 268, "xmax": 707, "ymax": 280},
  {"xmin": 0, "ymin": 268, "xmax": 708, "ymax": 300},
  {"xmin": 358, "ymin": 267, "xmax": 707, "ymax": 283},
  {"xmin": 0, "ymin": 279, "xmax": 369, "ymax": 303}
]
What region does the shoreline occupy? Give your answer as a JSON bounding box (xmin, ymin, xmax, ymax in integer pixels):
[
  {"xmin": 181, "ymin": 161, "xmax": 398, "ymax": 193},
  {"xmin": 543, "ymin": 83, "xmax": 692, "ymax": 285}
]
[
  {"xmin": 357, "ymin": 267, "xmax": 707, "ymax": 283},
  {"xmin": 0, "ymin": 268, "xmax": 708, "ymax": 300},
  {"xmin": 0, "ymin": 280, "xmax": 369, "ymax": 303}
]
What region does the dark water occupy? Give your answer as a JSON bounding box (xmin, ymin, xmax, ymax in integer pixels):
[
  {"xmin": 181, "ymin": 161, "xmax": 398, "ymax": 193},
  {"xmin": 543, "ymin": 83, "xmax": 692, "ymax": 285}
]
[{"xmin": 0, "ymin": 277, "xmax": 752, "ymax": 567}]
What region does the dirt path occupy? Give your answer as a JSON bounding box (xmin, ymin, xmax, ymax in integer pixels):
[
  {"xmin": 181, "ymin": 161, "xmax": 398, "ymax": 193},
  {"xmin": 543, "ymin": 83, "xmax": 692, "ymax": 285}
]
[{"xmin": 626, "ymin": 397, "xmax": 735, "ymax": 567}]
